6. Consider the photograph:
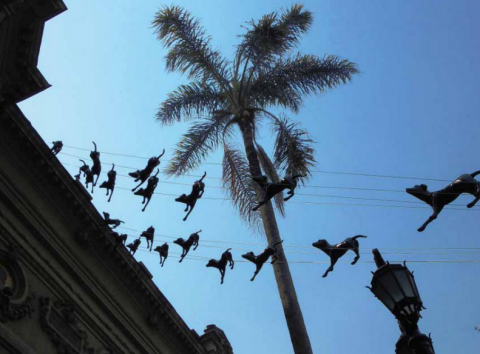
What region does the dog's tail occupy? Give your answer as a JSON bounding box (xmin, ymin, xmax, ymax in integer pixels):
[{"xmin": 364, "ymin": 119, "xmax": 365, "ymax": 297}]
[
  {"xmin": 471, "ymin": 170, "xmax": 480, "ymax": 178},
  {"xmin": 352, "ymin": 235, "xmax": 367, "ymax": 240}
]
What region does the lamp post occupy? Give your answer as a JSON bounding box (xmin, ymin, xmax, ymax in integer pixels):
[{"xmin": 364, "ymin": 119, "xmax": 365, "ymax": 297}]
[{"xmin": 368, "ymin": 249, "xmax": 435, "ymax": 354}]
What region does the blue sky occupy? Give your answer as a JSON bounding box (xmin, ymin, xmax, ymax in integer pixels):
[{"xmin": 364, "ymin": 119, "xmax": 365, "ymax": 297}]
[{"xmin": 19, "ymin": 0, "xmax": 480, "ymax": 353}]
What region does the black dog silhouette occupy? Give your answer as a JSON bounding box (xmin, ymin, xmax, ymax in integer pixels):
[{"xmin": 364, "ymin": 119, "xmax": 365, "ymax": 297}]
[
  {"xmin": 173, "ymin": 230, "xmax": 201, "ymax": 262},
  {"xmin": 206, "ymin": 248, "xmax": 234, "ymax": 284},
  {"xmin": 406, "ymin": 170, "xmax": 480, "ymax": 232},
  {"xmin": 51, "ymin": 141, "xmax": 63, "ymax": 155},
  {"xmin": 312, "ymin": 235, "xmax": 367, "ymax": 278},
  {"xmin": 134, "ymin": 170, "xmax": 159, "ymax": 212},
  {"xmin": 252, "ymin": 174, "xmax": 306, "ymax": 211},
  {"xmin": 140, "ymin": 226, "xmax": 155, "ymax": 251},
  {"xmin": 90, "ymin": 142, "xmax": 101, "ymax": 187},
  {"xmin": 111, "ymin": 231, "xmax": 128, "ymax": 250},
  {"xmin": 154, "ymin": 243, "xmax": 169, "ymax": 267},
  {"xmin": 127, "ymin": 238, "xmax": 141, "ymax": 256},
  {"xmin": 130, "ymin": 150, "xmax": 165, "ymax": 192},
  {"xmin": 242, "ymin": 240, "xmax": 283, "ymax": 281},
  {"xmin": 175, "ymin": 172, "xmax": 206, "ymax": 221},
  {"xmin": 77, "ymin": 159, "xmax": 95, "ymax": 192},
  {"xmin": 99, "ymin": 164, "xmax": 116, "ymax": 202},
  {"xmin": 103, "ymin": 212, "xmax": 124, "ymax": 229}
]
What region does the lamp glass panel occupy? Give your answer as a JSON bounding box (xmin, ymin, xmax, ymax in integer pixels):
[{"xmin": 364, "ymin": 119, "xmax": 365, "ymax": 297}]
[
  {"xmin": 407, "ymin": 272, "xmax": 421, "ymax": 299},
  {"xmin": 377, "ymin": 270, "xmax": 405, "ymax": 303},
  {"xmin": 393, "ymin": 268, "xmax": 415, "ymax": 298},
  {"xmin": 372, "ymin": 283, "xmax": 395, "ymax": 311}
]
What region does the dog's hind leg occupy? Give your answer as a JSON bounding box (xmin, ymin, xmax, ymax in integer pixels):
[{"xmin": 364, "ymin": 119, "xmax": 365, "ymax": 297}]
[
  {"xmin": 108, "ymin": 189, "xmax": 114, "ymax": 202},
  {"xmin": 142, "ymin": 198, "xmax": 151, "ymax": 212},
  {"xmin": 132, "ymin": 181, "xmax": 144, "ymax": 192},
  {"xmin": 183, "ymin": 205, "xmax": 195, "ymax": 221}
]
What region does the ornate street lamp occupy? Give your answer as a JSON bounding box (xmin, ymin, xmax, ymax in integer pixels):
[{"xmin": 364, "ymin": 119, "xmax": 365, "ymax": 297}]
[{"xmin": 368, "ymin": 249, "xmax": 435, "ymax": 354}]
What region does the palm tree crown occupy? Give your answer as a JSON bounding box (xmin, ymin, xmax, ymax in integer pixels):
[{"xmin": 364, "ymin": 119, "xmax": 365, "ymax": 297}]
[{"xmin": 153, "ymin": 4, "xmax": 358, "ymax": 228}]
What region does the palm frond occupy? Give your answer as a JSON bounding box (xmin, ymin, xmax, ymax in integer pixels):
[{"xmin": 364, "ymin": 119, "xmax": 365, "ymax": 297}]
[
  {"xmin": 256, "ymin": 143, "xmax": 285, "ymax": 217},
  {"xmin": 222, "ymin": 145, "xmax": 261, "ymax": 230},
  {"xmin": 165, "ymin": 114, "xmax": 232, "ymax": 176},
  {"xmin": 153, "ymin": 5, "xmax": 231, "ymax": 85},
  {"xmin": 156, "ymin": 82, "xmax": 225, "ymax": 125},
  {"xmin": 249, "ymin": 54, "xmax": 359, "ymax": 111},
  {"xmin": 239, "ymin": 4, "xmax": 312, "ymax": 64},
  {"xmin": 272, "ymin": 116, "xmax": 316, "ymax": 179}
]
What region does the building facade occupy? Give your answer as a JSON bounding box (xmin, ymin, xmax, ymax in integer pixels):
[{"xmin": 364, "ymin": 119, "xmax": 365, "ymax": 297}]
[{"xmin": 0, "ymin": 1, "xmax": 233, "ymax": 353}]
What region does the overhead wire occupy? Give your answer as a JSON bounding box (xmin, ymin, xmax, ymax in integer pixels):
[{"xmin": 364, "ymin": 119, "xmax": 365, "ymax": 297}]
[
  {"xmin": 58, "ymin": 159, "xmax": 480, "ymax": 209},
  {"xmin": 61, "ymin": 145, "xmax": 456, "ymax": 182}
]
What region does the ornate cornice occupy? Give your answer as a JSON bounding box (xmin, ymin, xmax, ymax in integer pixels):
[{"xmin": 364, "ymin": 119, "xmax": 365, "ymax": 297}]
[{"xmin": 0, "ymin": 0, "xmax": 67, "ymax": 103}]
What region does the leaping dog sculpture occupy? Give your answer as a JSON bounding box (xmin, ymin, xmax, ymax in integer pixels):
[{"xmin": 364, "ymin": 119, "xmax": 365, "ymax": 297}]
[
  {"xmin": 252, "ymin": 174, "xmax": 306, "ymax": 211},
  {"xmin": 154, "ymin": 243, "xmax": 169, "ymax": 267},
  {"xmin": 103, "ymin": 212, "xmax": 124, "ymax": 229},
  {"xmin": 175, "ymin": 173, "xmax": 206, "ymax": 221},
  {"xmin": 90, "ymin": 142, "xmax": 101, "ymax": 187},
  {"xmin": 242, "ymin": 240, "xmax": 283, "ymax": 281},
  {"xmin": 140, "ymin": 226, "xmax": 155, "ymax": 251},
  {"xmin": 134, "ymin": 170, "xmax": 159, "ymax": 212},
  {"xmin": 130, "ymin": 150, "xmax": 165, "ymax": 192},
  {"xmin": 406, "ymin": 170, "xmax": 480, "ymax": 232},
  {"xmin": 206, "ymin": 248, "xmax": 234, "ymax": 284},
  {"xmin": 312, "ymin": 235, "xmax": 367, "ymax": 278},
  {"xmin": 99, "ymin": 164, "xmax": 116, "ymax": 202},
  {"xmin": 173, "ymin": 230, "xmax": 201, "ymax": 262}
]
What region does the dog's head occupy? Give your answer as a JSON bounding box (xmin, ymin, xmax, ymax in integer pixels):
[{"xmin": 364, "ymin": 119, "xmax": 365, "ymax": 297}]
[
  {"xmin": 175, "ymin": 194, "xmax": 187, "ymax": 202},
  {"xmin": 312, "ymin": 239, "xmax": 329, "ymax": 250},
  {"xmin": 406, "ymin": 184, "xmax": 429, "ymax": 197},
  {"xmin": 173, "ymin": 238, "xmax": 184, "ymax": 246},
  {"xmin": 206, "ymin": 259, "xmax": 216, "ymax": 268}
]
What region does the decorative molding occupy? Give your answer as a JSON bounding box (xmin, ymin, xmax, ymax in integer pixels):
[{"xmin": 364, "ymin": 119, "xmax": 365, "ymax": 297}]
[
  {"xmin": 39, "ymin": 297, "xmax": 95, "ymax": 354},
  {"xmin": 0, "ymin": 290, "xmax": 35, "ymax": 323}
]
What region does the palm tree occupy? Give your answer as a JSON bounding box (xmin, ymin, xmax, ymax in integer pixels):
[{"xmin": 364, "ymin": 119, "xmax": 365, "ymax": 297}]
[{"xmin": 153, "ymin": 5, "xmax": 358, "ymax": 354}]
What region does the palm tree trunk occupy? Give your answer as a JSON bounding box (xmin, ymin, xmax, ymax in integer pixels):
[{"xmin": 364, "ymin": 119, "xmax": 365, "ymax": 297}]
[{"xmin": 239, "ymin": 121, "xmax": 314, "ymax": 354}]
